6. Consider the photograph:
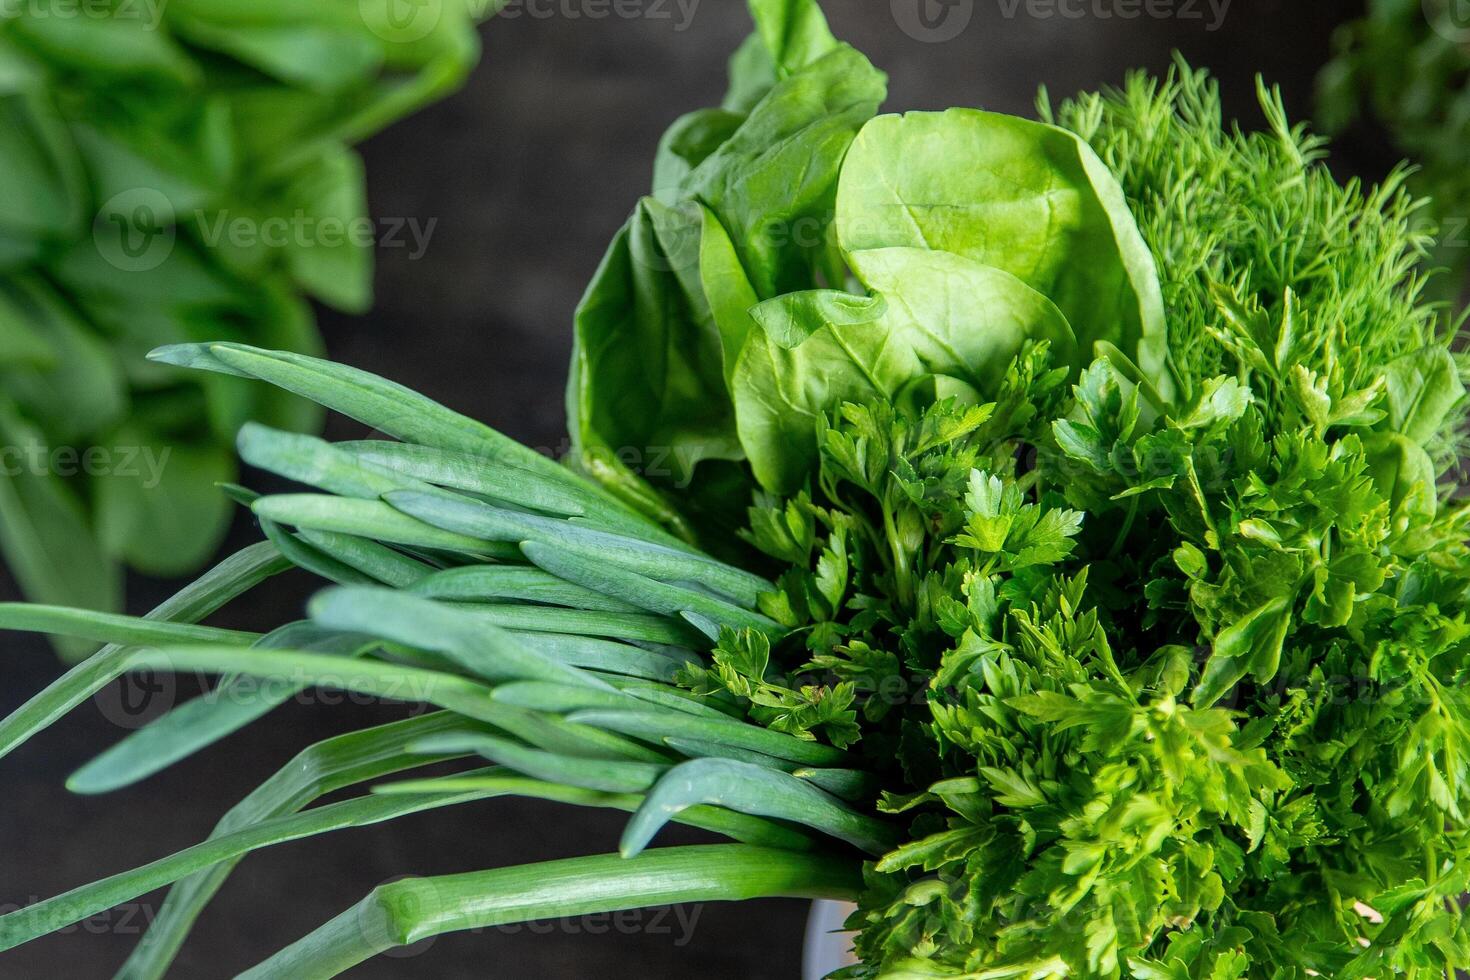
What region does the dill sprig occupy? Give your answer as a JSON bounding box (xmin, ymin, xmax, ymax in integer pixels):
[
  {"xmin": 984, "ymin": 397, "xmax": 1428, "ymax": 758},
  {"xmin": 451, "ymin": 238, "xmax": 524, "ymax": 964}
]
[{"xmin": 1042, "ymin": 62, "xmax": 1467, "ymax": 472}]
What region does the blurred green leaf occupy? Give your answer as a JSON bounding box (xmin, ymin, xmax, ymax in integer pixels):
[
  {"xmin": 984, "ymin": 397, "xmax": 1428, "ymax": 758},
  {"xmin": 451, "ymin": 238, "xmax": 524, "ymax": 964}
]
[
  {"xmin": 92, "ymin": 424, "xmax": 235, "ymax": 576},
  {"xmin": 0, "ymin": 401, "xmax": 119, "ymax": 659}
]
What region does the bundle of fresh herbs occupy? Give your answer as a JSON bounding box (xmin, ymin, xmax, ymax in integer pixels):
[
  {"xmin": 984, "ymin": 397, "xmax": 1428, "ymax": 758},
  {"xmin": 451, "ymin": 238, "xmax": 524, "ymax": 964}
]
[
  {"xmin": 2, "ymin": 1, "xmax": 1468, "ymax": 976},
  {"xmin": 0, "ymin": 0, "xmax": 483, "ymax": 652},
  {"xmin": 1318, "ymin": 0, "xmax": 1470, "ymax": 301}
]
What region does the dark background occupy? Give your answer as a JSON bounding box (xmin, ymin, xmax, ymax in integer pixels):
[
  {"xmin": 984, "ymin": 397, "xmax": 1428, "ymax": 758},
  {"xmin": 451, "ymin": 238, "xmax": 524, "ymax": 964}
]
[{"xmin": 1, "ymin": 2, "xmax": 1372, "ymax": 976}]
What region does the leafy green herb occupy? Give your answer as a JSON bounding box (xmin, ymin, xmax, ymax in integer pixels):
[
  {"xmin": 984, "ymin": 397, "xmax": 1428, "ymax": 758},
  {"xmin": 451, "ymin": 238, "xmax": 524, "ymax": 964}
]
[
  {"xmin": 570, "ymin": 11, "xmax": 1166, "ymax": 526},
  {"xmin": 1044, "ymin": 61, "xmax": 1462, "ymax": 444},
  {"xmin": 0, "ymin": 1, "xmax": 487, "ymax": 648},
  {"xmin": 1, "ymin": 2, "xmax": 1468, "ymax": 977}
]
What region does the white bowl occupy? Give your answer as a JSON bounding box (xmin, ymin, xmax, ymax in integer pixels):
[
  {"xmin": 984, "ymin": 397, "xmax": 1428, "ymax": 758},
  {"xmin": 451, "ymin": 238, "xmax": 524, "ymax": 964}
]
[{"xmin": 802, "ymin": 900, "xmax": 859, "ymax": 979}]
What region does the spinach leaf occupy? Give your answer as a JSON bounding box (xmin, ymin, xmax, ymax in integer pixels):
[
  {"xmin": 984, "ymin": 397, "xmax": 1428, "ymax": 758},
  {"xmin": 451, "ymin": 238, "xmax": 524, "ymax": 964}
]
[
  {"xmin": 574, "ymin": 9, "xmax": 1179, "ymax": 517},
  {"xmin": 569, "ymin": 7, "xmax": 885, "ymax": 522},
  {"xmin": 0, "ymin": 402, "xmax": 119, "ymax": 661},
  {"xmin": 722, "ymin": 34, "xmax": 778, "ymax": 114},
  {"xmin": 652, "ymin": 109, "xmax": 747, "ymax": 201},
  {"xmin": 0, "ymin": 0, "xmax": 484, "ymax": 632},
  {"xmin": 569, "ymin": 200, "xmax": 743, "ymax": 502},
  {"xmin": 0, "ymin": 92, "xmax": 84, "ymax": 249},
  {"xmin": 93, "ymin": 424, "xmax": 235, "ymax": 578},
  {"xmin": 1364, "ymin": 430, "xmax": 1438, "ymax": 523},
  {"xmin": 0, "ymin": 277, "xmax": 126, "ymax": 443},
  {"xmin": 1382, "ymin": 346, "xmax": 1465, "ymax": 446},
  {"xmin": 0, "ymin": 288, "xmax": 53, "ymax": 367},
  {"xmin": 272, "ymin": 144, "xmax": 373, "ymax": 314},
  {"xmin": 835, "ymin": 108, "xmax": 1170, "ymax": 397},
  {"xmin": 732, "ymin": 248, "xmax": 1074, "ymax": 491},
  {"xmin": 747, "ymin": 0, "xmax": 841, "ymax": 77},
  {"xmin": 681, "ymin": 43, "xmax": 885, "ymax": 299}
]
